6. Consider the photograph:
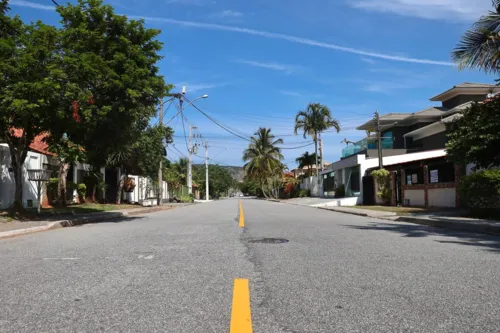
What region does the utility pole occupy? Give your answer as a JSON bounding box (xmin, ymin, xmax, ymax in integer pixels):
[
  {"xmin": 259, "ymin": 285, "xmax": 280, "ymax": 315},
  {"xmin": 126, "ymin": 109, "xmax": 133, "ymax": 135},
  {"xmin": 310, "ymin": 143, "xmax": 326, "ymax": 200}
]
[
  {"xmin": 205, "ymin": 141, "xmax": 209, "ymax": 201},
  {"xmin": 375, "ymin": 110, "xmax": 383, "ymax": 169},
  {"xmin": 188, "ymin": 125, "xmax": 194, "ymax": 195},
  {"xmin": 319, "ymin": 133, "xmax": 324, "ymax": 171},
  {"xmin": 157, "ymin": 100, "xmax": 164, "ymax": 206}
]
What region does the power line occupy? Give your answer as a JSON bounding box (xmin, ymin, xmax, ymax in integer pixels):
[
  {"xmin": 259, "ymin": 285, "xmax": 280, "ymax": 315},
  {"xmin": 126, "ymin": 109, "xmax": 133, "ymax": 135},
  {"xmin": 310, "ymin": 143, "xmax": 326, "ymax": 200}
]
[
  {"xmin": 171, "ymin": 144, "xmax": 188, "ymax": 158},
  {"xmin": 279, "ymin": 142, "xmax": 315, "ymax": 150},
  {"xmin": 184, "ymin": 96, "xmax": 252, "ymax": 142}
]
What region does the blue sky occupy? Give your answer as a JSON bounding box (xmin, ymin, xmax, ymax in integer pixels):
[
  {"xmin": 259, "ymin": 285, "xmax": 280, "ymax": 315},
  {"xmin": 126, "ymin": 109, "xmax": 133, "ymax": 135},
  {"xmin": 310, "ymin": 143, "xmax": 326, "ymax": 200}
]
[{"xmin": 9, "ymin": 0, "xmax": 496, "ymax": 168}]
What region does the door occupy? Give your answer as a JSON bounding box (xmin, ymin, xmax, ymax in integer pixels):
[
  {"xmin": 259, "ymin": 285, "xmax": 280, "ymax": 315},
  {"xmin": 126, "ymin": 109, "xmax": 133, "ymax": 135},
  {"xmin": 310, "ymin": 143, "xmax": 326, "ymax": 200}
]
[{"xmin": 362, "ymin": 175, "xmax": 375, "ymax": 205}]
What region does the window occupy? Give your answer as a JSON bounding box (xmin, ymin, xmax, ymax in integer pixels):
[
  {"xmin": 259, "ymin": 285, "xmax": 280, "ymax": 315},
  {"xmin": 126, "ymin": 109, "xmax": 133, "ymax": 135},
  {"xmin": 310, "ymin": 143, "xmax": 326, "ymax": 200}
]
[
  {"xmin": 405, "ymin": 167, "xmax": 424, "ymax": 185},
  {"xmin": 428, "ymin": 162, "xmax": 455, "ymax": 184}
]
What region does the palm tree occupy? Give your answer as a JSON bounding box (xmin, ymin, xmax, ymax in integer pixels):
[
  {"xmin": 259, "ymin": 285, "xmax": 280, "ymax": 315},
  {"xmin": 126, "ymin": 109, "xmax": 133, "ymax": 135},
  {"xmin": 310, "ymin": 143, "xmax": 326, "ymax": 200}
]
[
  {"xmin": 452, "ymin": 0, "xmax": 500, "ymax": 74},
  {"xmin": 242, "ymin": 127, "xmax": 284, "ymax": 198},
  {"xmin": 295, "ymin": 151, "xmax": 317, "ymax": 175},
  {"xmin": 294, "ymin": 103, "xmax": 340, "ymax": 193},
  {"xmin": 172, "ymin": 158, "xmax": 189, "ymax": 185}
]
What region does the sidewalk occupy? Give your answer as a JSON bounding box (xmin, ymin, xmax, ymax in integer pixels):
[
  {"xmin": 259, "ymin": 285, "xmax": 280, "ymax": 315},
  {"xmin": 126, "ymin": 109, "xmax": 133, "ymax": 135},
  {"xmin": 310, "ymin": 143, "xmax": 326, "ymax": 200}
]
[
  {"xmin": 0, "ymin": 203, "xmax": 192, "ymax": 240},
  {"xmin": 272, "ymin": 198, "xmax": 500, "ymax": 236}
]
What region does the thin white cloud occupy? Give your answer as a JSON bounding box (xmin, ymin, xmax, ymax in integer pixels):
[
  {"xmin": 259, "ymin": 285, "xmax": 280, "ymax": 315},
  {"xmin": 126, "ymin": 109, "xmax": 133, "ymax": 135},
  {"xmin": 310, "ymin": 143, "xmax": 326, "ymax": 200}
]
[
  {"xmin": 10, "ymin": 0, "xmax": 55, "ymax": 10},
  {"xmin": 350, "ymin": 0, "xmax": 490, "ymax": 22},
  {"xmin": 214, "ymin": 10, "xmax": 244, "ymax": 18},
  {"xmin": 136, "ymin": 16, "xmax": 454, "ymax": 66},
  {"xmin": 234, "ymin": 59, "xmax": 298, "ymax": 74},
  {"xmin": 360, "ymin": 57, "xmax": 377, "ymax": 64},
  {"xmin": 12, "ymin": 1, "xmax": 454, "ymax": 66}
]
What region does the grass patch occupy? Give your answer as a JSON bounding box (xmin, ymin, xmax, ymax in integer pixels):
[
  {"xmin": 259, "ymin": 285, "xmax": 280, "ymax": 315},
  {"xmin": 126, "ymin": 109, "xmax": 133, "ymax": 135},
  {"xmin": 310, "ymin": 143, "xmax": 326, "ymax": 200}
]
[{"xmin": 0, "ymin": 203, "xmax": 139, "ymax": 221}]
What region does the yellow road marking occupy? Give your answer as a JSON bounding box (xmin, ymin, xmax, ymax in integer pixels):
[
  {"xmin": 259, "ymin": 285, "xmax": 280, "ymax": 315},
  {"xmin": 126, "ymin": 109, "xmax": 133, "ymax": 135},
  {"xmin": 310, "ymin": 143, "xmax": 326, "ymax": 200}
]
[
  {"xmin": 239, "ymin": 201, "xmax": 245, "ymax": 228},
  {"xmin": 230, "ymin": 278, "xmax": 253, "ymax": 333}
]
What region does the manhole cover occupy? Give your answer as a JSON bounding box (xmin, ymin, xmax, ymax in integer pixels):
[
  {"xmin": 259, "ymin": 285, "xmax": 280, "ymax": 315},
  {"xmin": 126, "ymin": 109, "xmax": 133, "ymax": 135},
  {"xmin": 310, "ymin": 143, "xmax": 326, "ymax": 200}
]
[{"xmin": 247, "ymin": 238, "xmax": 289, "ymax": 244}]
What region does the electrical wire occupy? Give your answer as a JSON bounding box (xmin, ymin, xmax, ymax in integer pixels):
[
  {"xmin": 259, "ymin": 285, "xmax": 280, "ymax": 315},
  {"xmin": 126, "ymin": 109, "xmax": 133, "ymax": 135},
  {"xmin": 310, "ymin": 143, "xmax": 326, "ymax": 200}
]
[
  {"xmin": 179, "ymin": 107, "xmax": 190, "ymax": 151},
  {"xmin": 171, "ymin": 144, "xmax": 188, "ymax": 158},
  {"xmin": 279, "ymin": 142, "xmax": 315, "ymax": 150}
]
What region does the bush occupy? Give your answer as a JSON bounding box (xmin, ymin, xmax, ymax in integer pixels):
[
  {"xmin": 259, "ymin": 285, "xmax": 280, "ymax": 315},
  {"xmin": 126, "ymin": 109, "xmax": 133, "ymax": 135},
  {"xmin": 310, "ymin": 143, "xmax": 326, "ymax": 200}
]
[
  {"xmin": 180, "ymin": 195, "xmax": 194, "ymax": 203},
  {"xmin": 371, "ymin": 169, "xmax": 392, "ymax": 204},
  {"xmin": 46, "ymin": 178, "xmax": 59, "ymax": 204},
  {"xmin": 298, "ymin": 189, "xmax": 310, "ymax": 198},
  {"xmin": 459, "ymin": 170, "xmax": 500, "ymax": 218},
  {"xmin": 335, "ymin": 184, "xmax": 345, "ymax": 198},
  {"xmin": 77, "ymin": 183, "xmax": 87, "ymax": 202}
]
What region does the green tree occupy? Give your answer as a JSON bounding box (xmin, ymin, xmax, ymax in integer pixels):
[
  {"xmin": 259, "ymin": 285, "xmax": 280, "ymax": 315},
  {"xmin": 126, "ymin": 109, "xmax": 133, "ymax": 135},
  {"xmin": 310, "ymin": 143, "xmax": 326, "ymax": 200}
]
[
  {"xmin": 446, "ymin": 98, "xmax": 500, "ymax": 169},
  {"xmin": 0, "ymin": 15, "xmax": 63, "ymax": 212},
  {"xmin": 242, "ymin": 128, "xmax": 284, "ymax": 198},
  {"xmin": 295, "ymin": 151, "xmax": 317, "ymax": 175},
  {"xmin": 56, "ymin": 0, "xmax": 166, "ymax": 179},
  {"xmin": 47, "ymin": 136, "xmax": 86, "ymax": 206},
  {"xmin": 193, "ymin": 164, "xmax": 235, "ymax": 199},
  {"xmin": 171, "ymin": 158, "xmax": 189, "ymax": 185},
  {"xmin": 452, "ymin": 0, "xmax": 500, "ymax": 74},
  {"xmin": 294, "ymin": 103, "xmax": 340, "ymax": 192}
]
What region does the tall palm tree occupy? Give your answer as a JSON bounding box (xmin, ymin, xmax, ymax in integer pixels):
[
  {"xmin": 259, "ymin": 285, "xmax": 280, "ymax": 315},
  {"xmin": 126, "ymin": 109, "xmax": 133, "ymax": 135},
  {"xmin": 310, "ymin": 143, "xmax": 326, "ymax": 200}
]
[
  {"xmin": 242, "ymin": 127, "xmax": 284, "ymax": 198},
  {"xmin": 452, "ymin": 0, "xmax": 500, "ymax": 74},
  {"xmin": 294, "ymin": 103, "xmax": 340, "ymax": 193},
  {"xmin": 172, "ymin": 158, "xmax": 189, "ymax": 185},
  {"xmin": 295, "ymin": 151, "xmax": 317, "ymax": 175}
]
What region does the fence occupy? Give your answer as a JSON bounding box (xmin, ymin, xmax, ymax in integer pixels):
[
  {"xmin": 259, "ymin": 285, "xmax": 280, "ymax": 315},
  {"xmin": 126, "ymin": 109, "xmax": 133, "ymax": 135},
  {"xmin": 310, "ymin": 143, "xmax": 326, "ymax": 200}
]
[
  {"xmin": 122, "ymin": 175, "xmax": 169, "ymax": 204},
  {"xmin": 168, "ymin": 185, "xmax": 189, "ymax": 198}
]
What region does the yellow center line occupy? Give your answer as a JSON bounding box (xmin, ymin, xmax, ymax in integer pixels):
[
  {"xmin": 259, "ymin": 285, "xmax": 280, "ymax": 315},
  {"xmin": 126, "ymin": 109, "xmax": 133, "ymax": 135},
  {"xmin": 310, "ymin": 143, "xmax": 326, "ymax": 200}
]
[
  {"xmin": 230, "ymin": 278, "xmax": 253, "ymax": 333},
  {"xmin": 238, "ymin": 200, "xmax": 245, "ymax": 228}
]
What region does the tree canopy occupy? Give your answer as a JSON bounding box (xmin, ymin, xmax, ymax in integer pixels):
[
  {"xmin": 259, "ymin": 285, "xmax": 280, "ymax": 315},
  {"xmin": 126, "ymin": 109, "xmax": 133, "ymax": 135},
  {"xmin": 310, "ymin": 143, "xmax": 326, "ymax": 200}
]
[
  {"xmin": 446, "ymin": 97, "xmax": 500, "ymax": 170},
  {"xmin": 452, "ymin": 0, "xmax": 500, "ymax": 74},
  {"xmin": 193, "ymin": 164, "xmax": 234, "ymax": 198}
]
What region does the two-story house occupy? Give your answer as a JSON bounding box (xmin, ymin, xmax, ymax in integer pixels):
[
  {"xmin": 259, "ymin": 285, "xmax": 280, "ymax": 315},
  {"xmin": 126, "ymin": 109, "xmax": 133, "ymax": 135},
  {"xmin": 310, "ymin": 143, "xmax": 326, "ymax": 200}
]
[{"xmin": 324, "ymin": 82, "xmax": 500, "ymax": 208}]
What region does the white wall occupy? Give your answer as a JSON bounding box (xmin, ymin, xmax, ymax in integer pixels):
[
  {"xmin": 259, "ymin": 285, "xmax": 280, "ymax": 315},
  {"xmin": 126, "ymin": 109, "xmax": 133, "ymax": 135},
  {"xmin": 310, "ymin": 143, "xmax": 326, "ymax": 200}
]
[
  {"xmin": 300, "ymin": 176, "xmax": 320, "ymax": 197},
  {"xmin": 404, "ymin": 189, "xmax": 425, "ymax": 207},
  {"xmin": 428, "ymin": 188, "xmax": 456, "ymax": 207},
  {"xmin": 0, "ymin": 144, "xmax": 49, "ymax": 209},
  {"xmin": 312, "ymin": 196, "xmax": 361, "ymax": 207},
  {"xmin": 123, "ymin": 175, "xmax": 168, "ymax": 203}
]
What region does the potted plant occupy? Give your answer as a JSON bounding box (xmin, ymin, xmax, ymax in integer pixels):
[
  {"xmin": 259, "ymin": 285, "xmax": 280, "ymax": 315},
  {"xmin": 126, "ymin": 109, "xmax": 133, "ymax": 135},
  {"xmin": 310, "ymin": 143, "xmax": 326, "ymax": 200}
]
[{"xmin": 123, "ymin": 177, "xmax": 136, "ymax": 193}]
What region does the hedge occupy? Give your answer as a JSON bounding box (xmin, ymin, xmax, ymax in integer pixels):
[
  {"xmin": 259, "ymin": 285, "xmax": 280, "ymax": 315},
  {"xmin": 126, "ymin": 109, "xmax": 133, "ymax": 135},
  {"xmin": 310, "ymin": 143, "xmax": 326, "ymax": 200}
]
[{"xmin": 459, "ymin": 170, "xmax": 500, "ymax": 218}]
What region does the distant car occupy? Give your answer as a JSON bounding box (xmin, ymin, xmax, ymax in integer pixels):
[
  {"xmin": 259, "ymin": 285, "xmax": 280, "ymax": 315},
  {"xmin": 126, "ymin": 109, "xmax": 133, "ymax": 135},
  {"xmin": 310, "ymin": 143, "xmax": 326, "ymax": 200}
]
[
  {"xmin": 239, "ymin": 194, "xmax": 244, "ymax": 197},
  {"xmin": 230, "ymin": 193, "xmax": 235, "ymax": 197}
]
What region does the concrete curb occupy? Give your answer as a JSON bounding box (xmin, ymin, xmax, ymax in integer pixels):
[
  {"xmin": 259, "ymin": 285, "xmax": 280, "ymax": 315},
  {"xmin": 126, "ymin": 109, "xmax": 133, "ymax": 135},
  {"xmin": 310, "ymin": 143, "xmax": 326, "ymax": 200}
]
[
  {"xmin": 264, "ymin": 198, "xmax": 500, "ymax": 236},
  {"xmin": 0, "ymin": 205, "xmax": 182, "ymax": 240}
]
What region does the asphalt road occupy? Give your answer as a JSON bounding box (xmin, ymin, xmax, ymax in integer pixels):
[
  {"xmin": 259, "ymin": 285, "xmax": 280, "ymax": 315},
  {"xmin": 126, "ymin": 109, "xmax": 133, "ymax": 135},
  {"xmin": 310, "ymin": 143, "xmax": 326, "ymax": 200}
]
[{"xmin": 1, "ymin": 199, "xmax": 500, "ymax": 332}]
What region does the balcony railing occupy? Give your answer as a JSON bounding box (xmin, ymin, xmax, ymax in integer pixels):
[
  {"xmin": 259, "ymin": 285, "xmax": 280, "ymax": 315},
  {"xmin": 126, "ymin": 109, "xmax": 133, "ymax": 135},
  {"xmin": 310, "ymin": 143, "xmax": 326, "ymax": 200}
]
[{"xmin": 341, "ymin": 137, "xmax": 393, "ymax": 158}]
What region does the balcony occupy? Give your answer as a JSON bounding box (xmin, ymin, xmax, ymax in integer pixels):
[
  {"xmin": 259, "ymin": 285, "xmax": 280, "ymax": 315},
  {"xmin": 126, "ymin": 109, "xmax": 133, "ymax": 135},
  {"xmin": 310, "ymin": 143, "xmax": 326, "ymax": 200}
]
[{"xmin": 341, "ymin": 137, "xmax": 393, "ymax": 158}]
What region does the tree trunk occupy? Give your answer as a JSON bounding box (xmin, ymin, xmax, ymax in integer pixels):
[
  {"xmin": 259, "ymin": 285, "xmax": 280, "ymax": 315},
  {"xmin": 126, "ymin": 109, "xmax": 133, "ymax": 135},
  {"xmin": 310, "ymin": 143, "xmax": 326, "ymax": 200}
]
[
  {"xmin": 314, "ymin": 134, "xmax": 319, "ymax": 197},
  {"xmin": 57, "ymin": 162, "xmax": 70, "ymax": 206},
  {"xmin": 91, "ymin": 184, "xmax": 97, "ymax": 203},
  {"xmin": 116, "ymin": 168, "xmax": 125, "ymax": 204},
  {"xmin": 10, "ymin": 151, "xmax": 24, "ymax": 213}
]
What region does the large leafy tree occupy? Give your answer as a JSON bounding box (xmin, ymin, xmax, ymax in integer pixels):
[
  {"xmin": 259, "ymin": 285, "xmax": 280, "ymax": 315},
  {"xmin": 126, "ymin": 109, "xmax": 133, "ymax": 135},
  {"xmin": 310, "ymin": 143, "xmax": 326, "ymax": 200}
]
[
  {"xmin": 0, "ymin": 13, "xmax": 64, "ymax": 212},
  {"xmin": 193, "ymin": 164, "xmax": 234, "ymax": 199},
  {"xmin": 242, "ymin": 127, "xmax": 284, "ymax": 198},
  {"xmin": 446, "ymin": 97, "xmax": 500, "ymax": 169},
  {"xmin": 295, "ymin": 151, "xmax": 317, "ymax": 175},
  {"xmin": 294, "ymin": 103, "xmax": 340, "ymax": 193},
  {"xmin": 56, "ymin": 0, "xmax": 166, "ymax": 181},
  {"xmin": 452, "ymin": 0, "xmax": 500, "ymax": 74}
]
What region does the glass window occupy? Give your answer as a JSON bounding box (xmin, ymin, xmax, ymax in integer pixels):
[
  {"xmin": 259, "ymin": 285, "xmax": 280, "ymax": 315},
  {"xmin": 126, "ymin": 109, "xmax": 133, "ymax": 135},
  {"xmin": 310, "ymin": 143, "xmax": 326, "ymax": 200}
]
[
  {"xmin": 405, "ymin": 167, "xmax": 424, "ymax": 185},
  {"xmin": 428, "ymin": 163, "xmax": 455, "ymax": 184}
]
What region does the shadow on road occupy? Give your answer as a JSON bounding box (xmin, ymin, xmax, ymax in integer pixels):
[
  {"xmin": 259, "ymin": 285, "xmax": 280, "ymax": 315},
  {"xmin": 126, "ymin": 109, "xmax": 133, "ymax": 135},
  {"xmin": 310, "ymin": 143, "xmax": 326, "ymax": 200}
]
[{"xmin": 342, "ymin": 222, "xmax": 500, "ymax": 254}]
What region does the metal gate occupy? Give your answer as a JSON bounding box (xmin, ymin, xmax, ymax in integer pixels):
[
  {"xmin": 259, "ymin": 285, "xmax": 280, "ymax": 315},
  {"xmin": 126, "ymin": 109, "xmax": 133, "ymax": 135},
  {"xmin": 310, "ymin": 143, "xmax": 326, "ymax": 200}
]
[{"xmin": 362, "ymin": 175, "xmax": 375, "ymax": 205}]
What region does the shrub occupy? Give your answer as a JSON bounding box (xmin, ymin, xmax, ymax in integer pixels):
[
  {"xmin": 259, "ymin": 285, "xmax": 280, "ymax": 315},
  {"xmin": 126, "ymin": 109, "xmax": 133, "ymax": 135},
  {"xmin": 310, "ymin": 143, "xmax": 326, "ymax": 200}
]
[
  {"xmin": 298, "ymin": 189, "xmax": 309, "ymax": 198},
  {"xmin": 335, "ymin": 184, "xmax": 345, "ymax": 198},
  {"xmin": 97, "ymin": 181, "xmax": 107, "ymax": 202},
  {"xmin": 459, "ymin": 170, "xmax": 500, "ymax": 218},
  {"xmin": 180, "ymin": 195, "xmax": 194, "ymax": 203},
  {"xmin": 77, "ymin": 183, "xmax": 87, "ymax": 202},
  {"xmin": 46, "ymin": 178, "xmax": 59, "ymax": 203},
  {"xmin": 371, "ymin": 169, "xmax": 392, "ymax": 204}
]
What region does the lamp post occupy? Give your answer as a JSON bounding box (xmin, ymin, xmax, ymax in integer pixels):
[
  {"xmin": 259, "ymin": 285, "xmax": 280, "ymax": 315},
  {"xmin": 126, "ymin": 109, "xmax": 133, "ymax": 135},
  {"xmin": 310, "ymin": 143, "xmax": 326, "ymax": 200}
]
[{"xmin": 27, "ymin": 169, "xmax": 51, "ymax": 214}]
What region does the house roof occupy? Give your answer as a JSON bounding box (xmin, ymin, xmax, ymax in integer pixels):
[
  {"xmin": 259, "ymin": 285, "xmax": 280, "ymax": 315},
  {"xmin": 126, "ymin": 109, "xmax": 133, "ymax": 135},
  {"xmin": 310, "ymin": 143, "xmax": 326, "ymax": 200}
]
[
  {"xmin": 356, "ymin": 113, "xmax": 410, "ymax": 130},
  {"xmin": 10, "ymin": 129, "xmax": 55, "ymax": 156},
  {"xmin": 430, "ymin": 82, "xmax": 500, "ymax": 101}
]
